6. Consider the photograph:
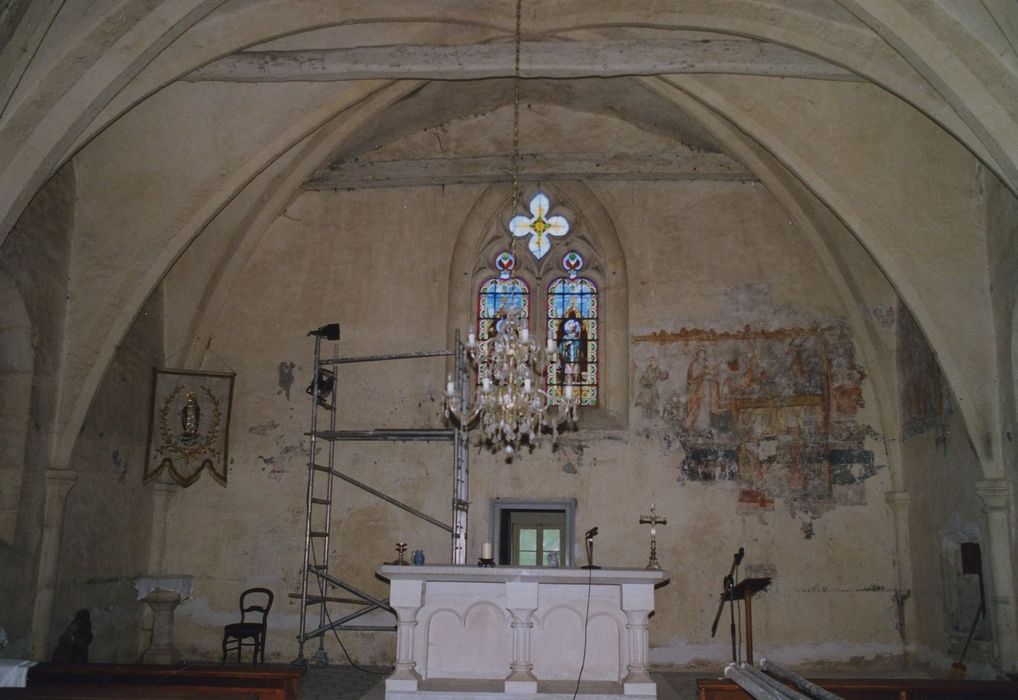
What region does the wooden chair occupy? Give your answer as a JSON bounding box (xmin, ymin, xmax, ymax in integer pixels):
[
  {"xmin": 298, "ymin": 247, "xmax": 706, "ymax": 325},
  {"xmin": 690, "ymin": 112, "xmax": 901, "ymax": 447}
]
[{"xmin": 221, "ymin": 588, "xmax": 273, "ymax": 664}]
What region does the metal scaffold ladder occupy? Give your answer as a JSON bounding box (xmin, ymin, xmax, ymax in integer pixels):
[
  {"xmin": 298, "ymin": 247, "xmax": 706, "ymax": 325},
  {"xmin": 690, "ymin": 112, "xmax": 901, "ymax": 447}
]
[{"xmin": 293, "ymin": 325, "xmax": 469, "ymax": 667}]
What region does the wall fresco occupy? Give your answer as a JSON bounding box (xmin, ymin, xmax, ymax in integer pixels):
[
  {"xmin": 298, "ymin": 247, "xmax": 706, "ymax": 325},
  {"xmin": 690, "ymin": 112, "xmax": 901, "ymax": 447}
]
[
  {"xmin": 897, "ymin": 304, "xmax": 946, "ymax": 441},
  {"xmin": 634, "ymin": 325, "xmax": 877, "ymax": 520}
]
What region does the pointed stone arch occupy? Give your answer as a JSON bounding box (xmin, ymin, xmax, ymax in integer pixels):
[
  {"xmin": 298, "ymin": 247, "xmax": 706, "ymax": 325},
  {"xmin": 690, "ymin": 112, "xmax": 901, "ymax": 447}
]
[
  {"xmin": 447, "ymin": 180, "xmax": 628, "ymax": 429},
  {"xmin": 0, "ymin": 269, "xmax": 32, "ymax": 543}
]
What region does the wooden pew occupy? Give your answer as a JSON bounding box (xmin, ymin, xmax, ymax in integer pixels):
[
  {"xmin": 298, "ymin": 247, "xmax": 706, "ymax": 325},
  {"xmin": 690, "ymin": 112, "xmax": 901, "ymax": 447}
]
[
  {"xmin": 698, "ymin": 676, "xmax": 1018, "ymax": 700},
  {"xmin": 1, "ymin": 687, "xmax": 255, "ymax": 700},
  {"xmin": 25, "ymin": 663, "xmax": 302, "ymax": 700}
]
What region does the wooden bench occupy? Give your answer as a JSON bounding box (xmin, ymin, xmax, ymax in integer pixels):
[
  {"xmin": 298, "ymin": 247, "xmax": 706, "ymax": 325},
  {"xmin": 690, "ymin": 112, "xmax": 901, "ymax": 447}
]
[
  {"xmin": 1, "ymin": 687, "xmax": 255, "ymax": 700},
  {"xmin": 697, "ymin": 676, "xmax": 1018, "ymax": 700},
  {"xmin": 25, "ymin": 663, "xmax": 302, "ymax": 700}
]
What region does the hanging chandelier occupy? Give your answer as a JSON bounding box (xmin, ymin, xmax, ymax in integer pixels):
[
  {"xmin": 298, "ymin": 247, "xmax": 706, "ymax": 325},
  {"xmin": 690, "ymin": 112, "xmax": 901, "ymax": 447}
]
[{"xmin": 444, "ymin": 0, "xmax": 580, "ymax": 456}]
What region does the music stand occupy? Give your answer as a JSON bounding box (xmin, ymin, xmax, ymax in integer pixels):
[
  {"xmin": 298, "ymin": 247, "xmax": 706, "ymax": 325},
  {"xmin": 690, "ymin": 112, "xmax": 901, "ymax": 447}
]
[{"xmin": 726, "ymin": 577, "xmax": 771, "ymax": 664}]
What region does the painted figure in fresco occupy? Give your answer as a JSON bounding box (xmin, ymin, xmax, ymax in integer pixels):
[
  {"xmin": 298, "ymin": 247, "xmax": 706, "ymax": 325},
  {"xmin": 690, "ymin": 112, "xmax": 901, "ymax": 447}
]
[
  {"xmin": 180, "ymin": 392, "xmax": 201, "ymax": 444},
  {"xmin": 684, "ymin": 348, "xmax": 720, "ymax": 433},
  {"xmin": 277, "ymin": 361, "xmax": 296, "ymax": 400},
  {"xmin": 637, "ymin": 357, "xmax": 669, "ymax": 419},
  {"xmin": 556, "ymin": 311, "xmax": 587, "ymax": 388}
]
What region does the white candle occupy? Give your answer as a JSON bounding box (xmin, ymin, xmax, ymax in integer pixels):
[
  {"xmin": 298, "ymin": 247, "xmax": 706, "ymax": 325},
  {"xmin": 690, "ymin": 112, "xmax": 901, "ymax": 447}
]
[
  {"xmin": 524, "ymin": 377, "xmax": 532, "ymax": 392},
  {"xmin": 482, "ymin": 377, "xmax": 491, "ymax": 391},
  {"xmin": 547, "ymin": 338, "xmax": 556, "ymax": 353},
  {"xmin": 482, "ymin": 542, "xmax": 493, "ymax": 559},
  {"xmin": 521, "ymin": 327, "xmax": 529, "ymax": 342},
  {"xmin": 467, "ymin": 331, "xmax": 476, "ymax": 347},
  {"xmin": 446, "ymin": 374, "xmax": 455, "ymax": 395}
]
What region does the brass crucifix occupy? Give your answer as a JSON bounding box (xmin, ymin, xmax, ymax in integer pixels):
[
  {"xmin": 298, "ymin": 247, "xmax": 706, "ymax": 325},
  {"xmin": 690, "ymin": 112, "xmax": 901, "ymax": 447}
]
[{"xmin": 639, "ymin": 504, "xmax": 667, "ymax": 570}]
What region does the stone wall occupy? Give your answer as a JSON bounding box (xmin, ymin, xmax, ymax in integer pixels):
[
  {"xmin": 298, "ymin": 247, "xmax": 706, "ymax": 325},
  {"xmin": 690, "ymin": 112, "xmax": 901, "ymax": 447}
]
[
  {"xmin": 157, "ymin": 176, "xmax": 903, "ymax": 670},
  {"xmin": 52, "ymin": 289, "xmax": 164, "ymax": 662},
  {"xmin": 0, "ymin": 165, "xmax": 75, "ymax": 658}
]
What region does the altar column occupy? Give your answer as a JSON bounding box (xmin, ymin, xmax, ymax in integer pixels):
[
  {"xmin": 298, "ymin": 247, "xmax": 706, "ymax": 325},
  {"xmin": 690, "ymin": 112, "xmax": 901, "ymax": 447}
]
[
  {"xmin": 504, "ymin": 581, "xmax": 538, "ymax": 694},
  {"xmin": 387, "ymin": 578, "xmax": 424, "ymax": 692},
  {"xmin": 621, "ymin": 582, "xmax": 656, "ymax": 696}
]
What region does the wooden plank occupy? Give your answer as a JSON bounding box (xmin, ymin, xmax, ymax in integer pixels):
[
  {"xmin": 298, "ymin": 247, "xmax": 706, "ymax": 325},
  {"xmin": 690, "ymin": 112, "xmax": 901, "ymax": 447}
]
[
  {"xmin": 27, "ymin": 663, "xmax": 302, "ymax": 700},
  {"xmin": 697, "ymin": 677, "xmax": 1018, "ymax": 700},
  {"xmin": 304, "ymin": 151, "xmax": 754, "ymax": 190},
  {"xmin": 184, "ymin": 41, "xmax": 859, "ymax": 83},
  {"xmin": 5, "ymin": 687, "xmax": 256, "ymax": 700}
]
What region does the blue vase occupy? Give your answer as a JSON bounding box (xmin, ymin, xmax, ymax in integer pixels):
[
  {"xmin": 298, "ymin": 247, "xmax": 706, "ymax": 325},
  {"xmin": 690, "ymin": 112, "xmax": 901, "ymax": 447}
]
[{"xmin": 411, "ymin": 549, "xmax": 425, "ymax": 566}]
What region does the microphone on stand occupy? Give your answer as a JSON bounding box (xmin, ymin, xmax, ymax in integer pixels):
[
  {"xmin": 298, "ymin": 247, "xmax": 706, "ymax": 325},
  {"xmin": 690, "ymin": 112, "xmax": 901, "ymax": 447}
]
[
  {"xmin": 582, "ymin": 526, "xmax": 601, "ymax": 570},
  {"xmin": 711, "ymin": 546, "xmax": 746, "ymax": 639}
]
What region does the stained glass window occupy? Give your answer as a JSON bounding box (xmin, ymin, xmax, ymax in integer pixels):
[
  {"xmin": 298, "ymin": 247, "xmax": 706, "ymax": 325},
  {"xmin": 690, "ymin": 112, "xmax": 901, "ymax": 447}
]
[
  {"xmin": 477, "ymin": 252, "xmax": 529, "ymax": 373},
  {"xmin": 547, "ymin": 251, "xmax": 598, "ymax": 405},
  {"xmin": 509, "ymin": 193, "xmax": 570, "ymax": 260}
]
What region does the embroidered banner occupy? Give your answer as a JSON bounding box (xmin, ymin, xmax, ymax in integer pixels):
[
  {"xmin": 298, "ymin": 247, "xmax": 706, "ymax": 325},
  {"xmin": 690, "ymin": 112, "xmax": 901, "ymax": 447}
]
[{"xmin": 144, "ymin": 369, "xmax": 235, "ymax": 487}]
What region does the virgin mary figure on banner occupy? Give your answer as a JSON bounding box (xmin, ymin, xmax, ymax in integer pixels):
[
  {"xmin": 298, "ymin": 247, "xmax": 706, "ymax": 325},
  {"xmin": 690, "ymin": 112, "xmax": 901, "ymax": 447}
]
[{"xmin": 144, "ymin": 369, "xmax": 234, "ymax": 487}]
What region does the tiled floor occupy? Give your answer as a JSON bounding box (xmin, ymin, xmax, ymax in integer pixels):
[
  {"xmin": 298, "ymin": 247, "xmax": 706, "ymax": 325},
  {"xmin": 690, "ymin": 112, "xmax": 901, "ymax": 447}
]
[{"xmin": 297, "ymin": 665, "xmax": 704, "ymax": 700}]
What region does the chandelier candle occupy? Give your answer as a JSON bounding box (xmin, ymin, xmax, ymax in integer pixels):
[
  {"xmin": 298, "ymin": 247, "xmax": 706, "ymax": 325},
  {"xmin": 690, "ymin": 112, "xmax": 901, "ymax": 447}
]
[{"xmin": 445, "ymin": 306, "xmax": 580, "ymax": 456}]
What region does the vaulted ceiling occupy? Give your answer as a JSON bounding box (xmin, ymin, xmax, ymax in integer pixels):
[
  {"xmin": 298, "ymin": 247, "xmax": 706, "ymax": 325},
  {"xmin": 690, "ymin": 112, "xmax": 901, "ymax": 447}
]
[{"xmin": 1, "ymin": 0, "xmax": 1016, "ymax": 484}]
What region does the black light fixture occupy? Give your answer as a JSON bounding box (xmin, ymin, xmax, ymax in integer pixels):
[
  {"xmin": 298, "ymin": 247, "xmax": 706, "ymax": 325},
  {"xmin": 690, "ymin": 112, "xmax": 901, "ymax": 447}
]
[{"xmin": 307, "ymin": 323, "xmax": 340, "ymax": 341}]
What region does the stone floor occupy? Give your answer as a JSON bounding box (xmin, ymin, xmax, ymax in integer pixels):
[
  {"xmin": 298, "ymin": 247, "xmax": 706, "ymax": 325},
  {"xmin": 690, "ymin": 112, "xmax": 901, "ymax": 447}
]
[{"xmin": 297, "ymin": 666, "xmax": 704, "ymax": 700}]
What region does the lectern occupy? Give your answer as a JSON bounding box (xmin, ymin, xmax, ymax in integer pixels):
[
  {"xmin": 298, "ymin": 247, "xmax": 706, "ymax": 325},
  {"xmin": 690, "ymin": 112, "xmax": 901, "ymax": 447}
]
[{"xmin": 727, "ymin": 577, "xmax": 771, "ymax": 664}]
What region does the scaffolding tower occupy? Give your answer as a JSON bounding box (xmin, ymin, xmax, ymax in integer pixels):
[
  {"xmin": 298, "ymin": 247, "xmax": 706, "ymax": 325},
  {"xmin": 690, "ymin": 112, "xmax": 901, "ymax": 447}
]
[{"xmin": 293, "ymin": 325, "xmax": 469, "ymax": 667}]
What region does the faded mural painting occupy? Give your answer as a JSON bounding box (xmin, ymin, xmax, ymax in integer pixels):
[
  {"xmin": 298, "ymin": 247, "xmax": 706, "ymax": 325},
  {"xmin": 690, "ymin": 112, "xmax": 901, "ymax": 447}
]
[
  {"xmin": 897, "ymin": 303, "xmax": 947, "ymax": 442},
  {"xmin": 634, "ymin": 324, "xmax": 878, "ymax": 525}
]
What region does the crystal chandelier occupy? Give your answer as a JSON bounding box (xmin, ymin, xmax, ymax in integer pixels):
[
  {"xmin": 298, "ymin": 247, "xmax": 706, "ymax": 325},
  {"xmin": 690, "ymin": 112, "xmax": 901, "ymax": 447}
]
[{"xmin": 444, "ymin": 0, "xmax": 580, "ymax": 456}]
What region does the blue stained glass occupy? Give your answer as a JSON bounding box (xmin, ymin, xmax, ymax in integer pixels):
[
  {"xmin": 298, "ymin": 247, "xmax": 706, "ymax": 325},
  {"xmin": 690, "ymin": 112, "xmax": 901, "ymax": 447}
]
[
  {"xmin": 547, "ymin": 271, "xmax": 598, "ymax": 406},
  {"xmin": 478, "ymin": 277, "xmax": 529, "ymax": 338},
  {"xmin": 477, "ymin": 276, "xmax": 530, "ymax": 384}
]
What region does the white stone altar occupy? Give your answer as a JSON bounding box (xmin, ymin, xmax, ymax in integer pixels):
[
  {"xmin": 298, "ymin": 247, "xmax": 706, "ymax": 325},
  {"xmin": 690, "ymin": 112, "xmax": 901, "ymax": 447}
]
[{"xmin": 377, "ymin": 565, "xmax": 668, "ymax": 699}]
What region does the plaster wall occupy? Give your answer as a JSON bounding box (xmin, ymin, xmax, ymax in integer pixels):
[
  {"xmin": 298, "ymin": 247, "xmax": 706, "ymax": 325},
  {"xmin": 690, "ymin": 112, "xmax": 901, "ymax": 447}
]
[
  {"xmin": 60, "ymin": 76, "xmax": 370, "ymax": 464},
  {"xmin": 984, "ymin": 174, "xmax": 1018, "ymax": 476},
  {"xmin": 52, "ymin": 290, "xmax": 164, "ymax": 662},
  {"xmin": 0, "ymin": 166, "xmax": 75, "ymax": 657},
  {"xmin": 902, "ymin": 383, "xmax": 993, "ymax": 677},
  {"xmin": 672, "ymin": 74, "xmax": 997, "ymax": 473},
  {"xmin": 159, "ymin": 177, "xmax": 898, "ymax": 670}
]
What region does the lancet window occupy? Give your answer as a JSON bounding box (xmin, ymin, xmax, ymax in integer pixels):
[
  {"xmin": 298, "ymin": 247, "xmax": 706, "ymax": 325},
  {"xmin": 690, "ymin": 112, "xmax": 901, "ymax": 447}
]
[
  {"xmin": 547, "ymin": 252, "xmax": 598, "ymax": 406},
  {"xmin": 474, "ymin": 191, "xmax": 600, "ymax": 407},
  {"xmin": 476, "ymin": 251, "xmax": 530, "ymax": 373}
]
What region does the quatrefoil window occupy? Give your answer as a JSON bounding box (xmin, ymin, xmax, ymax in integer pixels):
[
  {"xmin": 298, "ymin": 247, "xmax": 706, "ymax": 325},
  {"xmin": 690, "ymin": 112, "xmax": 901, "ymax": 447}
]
[{"xmin": 509, "ymin": 193, "xmax": 570, "ymax": 260}]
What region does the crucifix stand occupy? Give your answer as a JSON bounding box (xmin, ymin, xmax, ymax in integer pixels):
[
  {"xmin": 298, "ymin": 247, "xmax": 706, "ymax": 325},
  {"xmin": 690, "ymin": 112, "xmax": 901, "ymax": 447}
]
[{"xmin": 639, "ymin": 504, "xmax": 667, "ymax": 570}]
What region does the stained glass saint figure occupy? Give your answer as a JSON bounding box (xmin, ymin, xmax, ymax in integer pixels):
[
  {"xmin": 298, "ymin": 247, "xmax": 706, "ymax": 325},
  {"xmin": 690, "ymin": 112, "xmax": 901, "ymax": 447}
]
[
  {"xmin": 547, "ymin": 251, "xmax": 598, "ymax": 405},
  {"xmin": 478, "ymin": 252, "xmax": 530, "ymax": 374}
]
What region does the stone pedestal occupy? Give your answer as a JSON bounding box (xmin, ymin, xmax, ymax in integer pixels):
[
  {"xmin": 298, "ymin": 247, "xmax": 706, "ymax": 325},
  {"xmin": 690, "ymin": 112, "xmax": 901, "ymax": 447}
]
[
  {"xmin": 136, "ymin": 574, "xmax": 194, "ymax": 665},
  {"xmin": 141, "ymin": 589, "xmax": 182, "ymax": 664}
]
